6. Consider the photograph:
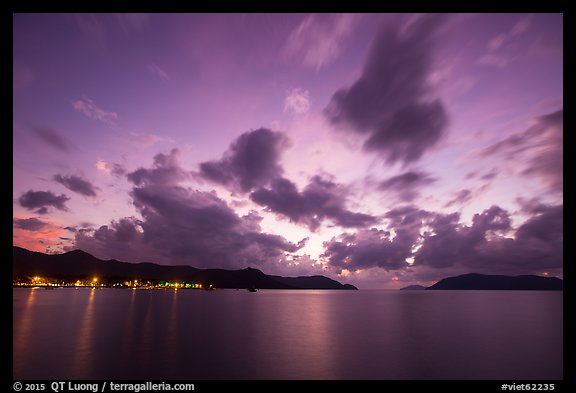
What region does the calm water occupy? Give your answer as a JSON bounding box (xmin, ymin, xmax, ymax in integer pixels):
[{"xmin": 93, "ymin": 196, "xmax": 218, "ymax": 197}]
[{"xmin": 13, "ymin": 288, "xmax": 562, "ymax": 380}]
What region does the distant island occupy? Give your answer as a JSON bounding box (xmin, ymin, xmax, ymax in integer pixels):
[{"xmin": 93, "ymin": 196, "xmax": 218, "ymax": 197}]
[
  {"xmin": 399, "ymin": 284, "xmax": 427, "ymax": 291},
  {"xmin": 12, "ymin": 246, "xmax": 357, "ymax": 290},
  {"xmin": 401, "ymin": 273, "xmax": 562, "ymax": 291}
]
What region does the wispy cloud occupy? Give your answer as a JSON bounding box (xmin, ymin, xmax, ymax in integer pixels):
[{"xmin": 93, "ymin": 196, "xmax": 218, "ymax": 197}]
[
  {"xmin": 127, "ymin": 132, "xmax": 173, "ymax": 147},
  {"xmin": 13, "ymin": 217, "xmax": 49, "ymax": 231},
  {"xmin": 476, "ymin": 109, "xmax": 563, "ymax": 194},
  {"xmin": 477, "ymin": 15, "xmax": 531, "ymax": 68},
  {"xmin": 53, "ymin": 174, "xmax": 98, "ymax": 197},
  {"xmin": 285, "ymin": 14, "xmax": 360, "ymax": 71},
  {"xmin": 30, "ymin": 126, "xmax": 72, "ymax": 152},
  {"xmin": 147, "ymin": 63, "xmax": 170, "ymax": 82},
  {"xmin": 72, "ymin": 96, "xmax": 118, "ymax": 126},
  {"xmin": 379, "ymin": 171, "xmax": 437, "ymax": 202}
]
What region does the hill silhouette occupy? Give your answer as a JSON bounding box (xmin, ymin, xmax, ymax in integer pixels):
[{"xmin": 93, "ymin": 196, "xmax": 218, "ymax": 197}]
[
  {"xmin": 399, "ymin": 284, "xmax": 427, "ymax": 291},
  {"xmin": 427, "ymin": 273, "xmax": 562, "ymax": 291},
  {"xmin": 12, "ymin": 246, "xmax": 357, "ymax": 290}
]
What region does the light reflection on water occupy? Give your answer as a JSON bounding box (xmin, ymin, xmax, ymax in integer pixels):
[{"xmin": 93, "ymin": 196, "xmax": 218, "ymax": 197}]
[
  {"xmin": 13, "ymin": 288, "xmax": 562, "ymax": 380},
  {"xmin": 72, "ymin": 288, "xmax": 95, "ymax": 378}
]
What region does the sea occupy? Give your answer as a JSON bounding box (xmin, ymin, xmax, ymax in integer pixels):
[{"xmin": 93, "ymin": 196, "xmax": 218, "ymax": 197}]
[{"xmin": 13, "ymin": 288, "xmax": 562, "ymax": 380}]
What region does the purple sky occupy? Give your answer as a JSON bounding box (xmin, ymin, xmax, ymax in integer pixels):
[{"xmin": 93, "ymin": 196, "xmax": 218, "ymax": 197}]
[{"xmin": 13, "ymin": 13, "xmax": 563, "ymax": 288}]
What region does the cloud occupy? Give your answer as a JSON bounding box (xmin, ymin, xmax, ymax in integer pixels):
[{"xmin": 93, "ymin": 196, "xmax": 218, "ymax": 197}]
[
  {"xmin": 479, "ymin": 15, "xmax": 531, "ymax": 68},
  {"xmin": 285, "ymin": 13, "xmax": 359, "ymax": 70},
  {"xmin": 96, "ymin": 160, "xmax": 126, "ymax": 177},
  {"xmin": 323, "ymin": 229, "xmax": 410, "ymax": 273},
  {"xmin": 199, "ymin": 128, "xmax": 290, "ymax": 193},
  {"xmin": 477, "ymin": 54, "xmax": 514, "ymax": 68},
  {"xmin": 147, "ymin": 63, "xmax": 170, "ymax": 81},
  {"xmin": 13, "ymin": 217, "xmax": 48, "ymax": 231},
  {"xmin": 325, "ymin": 14, "xmax": 449, "ymax": 165},
  {"xmin": 379, "ymin": 170, "xmax": 437, "ymax": 201},
  {"xmin": 478, "ymin": 109, "xmax": 563, "ymax": 193},
  {"xmin": 284, "ymin": 88, "xmax": 310, "ymax": 115},
  {"xmin": 75, "ymin": 149, "xmax": 304, "ymax": 269},
  {"xmin": 443, "ymin": 189, "xmax": 473, "ymax": 208},
  {"xmin": 53, "ymin": 174, "xmax": 98, "ymax": 197},
  {"xmin": 72, "ymin": 96, "xmax": 118, "ymax": 126},
  {"xmin": 127, "ymin": 148, "xmax": 189, "ymax": 186},
  {"xmin": 96, "ymin": 160, "xmax": 110, "ymax": 173},
  {"xmin": 250, "ymin": 175, "xmax": 378, "ymax": 232},
  {"xmin": 321, "ymin": 202, "xmax": 562, "ymax": 279},
  {"xmin": 127, "ymin": 132, "xmax": 173, "ymax": 147},
  {"xmin": 322, "ymin": 206, "xmax": 429, "ymax": 272},
  {"xmin": 112, "ymin": 164, "xmax": 127, "ymax": 177},
  {"xmin": 13, "ymin": 216, "xmax": 69, "ymax": 253},
  {"xmin": 18, "ymin": 190, "xmax": 70, "ymax": 214},
  {"xmin": 30, "ymin": 126, "xmax": 71, "ymax": 152},
  {"xmin": 414, "ymin": 204, "xmax": 562, "ymax": 275}
]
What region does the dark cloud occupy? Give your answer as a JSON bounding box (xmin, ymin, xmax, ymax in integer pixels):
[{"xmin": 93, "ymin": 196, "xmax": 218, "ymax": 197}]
[
  {"xmin": 199, "ymin": 128, "xmax": 290, "ymax": 193},
  {"xmin": 479, "ymin": 109, "xmax": 562, "ymax": 193},
  {"xmin": 18, "ymin": 190, "xmax": 70, "ymax": 214},
  {"xmin": 13, "ymin": 217, "xmax": 48, "ymax": 231},
  {"xmin": 379, "ymin": 171, "xmax": 437, "ymax": 201},
  {"xmin": 480, "ymin": 169, "xmax": 499, "ymax": 181},
  {"xmin": 250, "ymin": 175, "xmax": 378, "ymax": 231},
  {"xmin": 414, "ymin": 204, "xmax": 562, "ymax": 274},
  {"xmin": 30, "ymin": 126, "xmax": 71, "ymax": 152},
  {"xmin": 321, "ymin": 202, "xmax": 562, "ymax": 278},
  {"xmin": 323, "ymin": 229, "xmax": 410, "ymax": 273},
  {"xmin": 443, "ymin": 189, "xmax": 472, "ymax": 208},
  {"xmin": 325, "ymin": 14, "xmax": 449, "ymax": 165},
  {"xmin": 74, "ymin": 150, "xmax": 304, "ymax": 269},
  {"xmin": 322, "ymin": 206, "xmax": 430, "ymax": 272},
  {"xmin": 127, "ymin": 148, "xmax": 189, "ymax": 186},
  {"xmin": 53, "ymin": 174, "xmax": 98, "ymax": 197},
  {"xmin": 111, "ymin": 163, "xmax": 127, "ymax": 177}
]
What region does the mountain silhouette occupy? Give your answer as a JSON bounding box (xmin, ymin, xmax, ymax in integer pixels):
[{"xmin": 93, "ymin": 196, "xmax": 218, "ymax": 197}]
[
  {"xmin": 12, "ymin": 246, "xmax": 357, "ymax": 290},
  {"xmin": 427, "ymin": 273, "xmax": 562, "ymax": 291}
]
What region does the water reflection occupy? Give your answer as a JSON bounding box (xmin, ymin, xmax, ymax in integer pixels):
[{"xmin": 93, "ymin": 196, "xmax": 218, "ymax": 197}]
[
  {"xmin": 13, "ymin": 289, "xmax": 563, "ymax": 380},
  {"xmin": 162, "ymin": 289, "xmax": 179, "ymax": 370},
  {"xmin": 251, "ymin": 291, "xmax": 337, "ymax": 379},
  {"xmin": 13, "ymin": 288, "xmax": 38, "ymax": 375},
  {"xmin": 122, "ymin": 288, "xmax": 137, "ymax": 357},
  {"xmin": 72, "ymin": 288, "xmax": 95, "ymax": 378}
]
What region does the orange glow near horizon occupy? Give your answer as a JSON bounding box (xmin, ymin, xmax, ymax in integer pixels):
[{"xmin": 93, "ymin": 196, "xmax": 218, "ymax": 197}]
[{"xmin": 13, "ymin": 215, "xmax": 70, "ymax": 253}]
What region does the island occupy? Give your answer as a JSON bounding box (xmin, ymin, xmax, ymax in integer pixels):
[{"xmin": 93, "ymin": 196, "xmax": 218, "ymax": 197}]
[
  {"xmin": 399, "ymin": 284, "xmax": 427, "ymax": 291},
  {"xmin": 12, "ymin": 246, "xmax": 357, "ymax": 290},
  {"xmin": 426, "ymin": 273, "xmax": 562, "ymax": 291}
]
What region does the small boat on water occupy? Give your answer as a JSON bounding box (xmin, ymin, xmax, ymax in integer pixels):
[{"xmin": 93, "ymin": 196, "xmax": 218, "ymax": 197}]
[{"xmin": 248, "ymin": 287, "xmax": 258, "ymax": 292}]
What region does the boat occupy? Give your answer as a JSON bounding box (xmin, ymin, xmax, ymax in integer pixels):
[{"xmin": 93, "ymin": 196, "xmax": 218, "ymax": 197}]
[{"xmin": 248, "ymin": 287, "xmax": 258, "ymax": 292}]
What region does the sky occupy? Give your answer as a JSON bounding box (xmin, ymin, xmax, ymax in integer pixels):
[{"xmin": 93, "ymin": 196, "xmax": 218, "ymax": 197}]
[{"xmin": 13, "ymin": 13, "xmax": 563, "ymax": 289}]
